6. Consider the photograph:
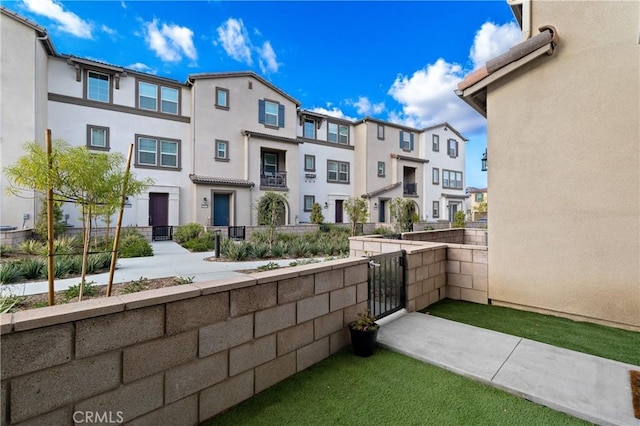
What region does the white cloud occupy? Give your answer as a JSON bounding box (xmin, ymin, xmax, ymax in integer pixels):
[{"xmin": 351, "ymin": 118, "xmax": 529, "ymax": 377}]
[
  {"xmin": 350, "ymin": 96, "xmax": 385, "ymax": 116},
  {"xmin": 216, "ymin": 18, "xmax": 253, "ymax": 65},
  {"xmin": 22, "ymin": 0, "xmax": 93, "ymax": 38},
  {"xmin": 120, "ymin": 1, "xmax": 126, "ymax": 9},
  {"xmin": 144, "ymin": 19, "xmax": 197, "ymax": 63},
  {"xmin": 470, "ymin": 21, "xmax": 522, "ymax": 69},
  {"xmin": 101, "ymin": 25, "xmax": 116, "ymax": 37},
  {"xmin": 387, "ymin": 21, "xmax": 520, "ymax": 134},
  {"xmin": 127, "ymin": 62, "xmax": 156, "ymax": 74},
  {"xmin": 258, "ymin": 41, "xmax": 278, "ymax": 74},
  {"xmin": 308, "ymin": 107, "xmax": 357, "ymax": 121}
]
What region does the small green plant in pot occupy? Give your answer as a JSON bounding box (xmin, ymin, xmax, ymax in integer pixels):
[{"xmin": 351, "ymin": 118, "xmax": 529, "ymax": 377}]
[{"xmin": 348, "ymin": 308, "xmax": 380, "ymax": 357}]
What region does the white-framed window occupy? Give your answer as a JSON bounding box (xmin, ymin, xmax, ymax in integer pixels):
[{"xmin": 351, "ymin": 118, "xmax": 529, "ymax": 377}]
[
  {"xmin": 87, "ymin": 71, "xmax": 110, "ymax": 102},
  {"xmin": 304, "ymin": 195, "xmax": 315, "ymax": 212},
  {"xmin": 443, "ymin": 169, "xmax": 463, "ymax": 189},
  {"xmin": 139, "ymin": 82, "xmax": 157, "ymax": 111},
  {"xmin": 216, "ymin": 87, "xmax": 229, "ymax": 109},
  {"xmin": 448, "ymin": 139, "xmax": 458, "ymax": 157},
  {"xmin": 433, "ymin": 201, "xmax": 440, "ymax": 218},
  {"xmin": 432, "ymin": 167, "xmax": 439, "ymax": 185},
  {"xmin": 265, "ymin": 101, "xmax": 278, "ymax": 126},
  {"xmin": 136, "ymin": 135, "xmax": 180, "ymax": 169},
  {"xmin": 138, "ymin": 81, "xmax": 179, "ymax": 114},
  {"xmin": 377, "ymin": 124, "xmax": 385, "ymax": 140},
  {"xmin": 161, "ymin": 86, "xmax": 178, "ymax": 114},
  {"xmin": 263, "ymin": 152, "xmax": 278, "ymax": 175},
  {"xmin": 377, "ymin": 161, "xmax": 385, "ymax": 177},
  {"xmin": 328, "ymin": 122, "xmax": 349, "ymax": 144},
  {"xmin": 215, "ymin": 140, "xmax": 228, "ymax": 160},
  {"xmin": 303, "ymin": 119, "xmax": 316, "ymax": 139},
  {"xmin": 87, "ymin": 125, "xmax": 109, "ymax": 150},
  {"xmin": 433, "ymin": 134, "xmax": 440, "ymax": 152},
  {"xmin": 304, "ymin": 155, "xmax": 316, "ymax": 172},
  {"xmin": 327, "ymin": 160, "xmax": 349, "ymax": 183}
]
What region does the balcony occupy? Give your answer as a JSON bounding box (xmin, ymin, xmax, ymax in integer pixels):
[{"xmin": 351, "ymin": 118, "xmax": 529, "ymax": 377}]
[
  {"xmin": 403, "ymin": 182, "xmax": 417, "ymax": 196},
  {"xmin": 260, "ymin": 171, "xmax": 287, "ymax": 189}
]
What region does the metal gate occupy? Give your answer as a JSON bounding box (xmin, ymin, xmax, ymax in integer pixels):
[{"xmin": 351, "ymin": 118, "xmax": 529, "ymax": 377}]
[
  {"xmin": 152, "ymin": 226, "xmax": 173, "ymax": 241},
  {"xmin": 368, "ymin": 250, "xmax": 406, "ymax": 319}
]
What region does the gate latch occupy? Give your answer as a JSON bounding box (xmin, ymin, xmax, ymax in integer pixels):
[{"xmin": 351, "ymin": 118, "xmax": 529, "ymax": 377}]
[{"xmin": 368, "ymin": 260, "xmax": 380, "ymax": 268}]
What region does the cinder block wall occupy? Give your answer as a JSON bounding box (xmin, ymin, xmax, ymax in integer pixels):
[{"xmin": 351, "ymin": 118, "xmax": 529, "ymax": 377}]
[
  {"xmin": 0, "ymin": 229, "xmax": 33, "ymax": 247},
  {"xmin": 0, "ymin": 257, "xmax": 369, "ymax": 425},
  {"xmin": 445, "ymin": 244, "xmax": 488, "ymax": 304}
]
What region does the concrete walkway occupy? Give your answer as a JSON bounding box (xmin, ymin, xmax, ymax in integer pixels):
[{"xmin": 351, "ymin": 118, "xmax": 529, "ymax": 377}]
[
  {"xmin": 4, "ymin": 241, "xmax": 300, "ymax": 296},
  {"xmin": 377, "ymin": 312, "xmax": 640, "ymax": 426}
]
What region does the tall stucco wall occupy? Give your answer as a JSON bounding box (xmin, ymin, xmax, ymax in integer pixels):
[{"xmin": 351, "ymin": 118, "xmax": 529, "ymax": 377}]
[{"xmin": 486, "ymin": 1, "xmax": 640, "ymax": 328}]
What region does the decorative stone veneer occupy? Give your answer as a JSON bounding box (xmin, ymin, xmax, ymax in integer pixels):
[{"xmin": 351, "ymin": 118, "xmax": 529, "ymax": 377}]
[{"xmin": 0, "ymin": 258, "xmax": 369, "ymax": 425}]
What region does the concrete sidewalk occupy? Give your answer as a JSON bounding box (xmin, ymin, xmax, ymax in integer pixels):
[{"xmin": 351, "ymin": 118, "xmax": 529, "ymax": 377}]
[
  {"xmin": 5, "ymin": 241, "xmax": 299, "ymax": 296},
  {"xmin": 377, "ymin": 312, "xmax": 640, "ymax": 426}
]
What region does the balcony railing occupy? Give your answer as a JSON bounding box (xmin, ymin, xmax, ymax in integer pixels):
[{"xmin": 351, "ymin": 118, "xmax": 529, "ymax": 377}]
[
  {"xmin": 260, "ymin": 172, "xmax": 287, "ymax": 188},
  {"xmin": 403, "ymin": 182, "xmax": 417, "ymax": 196}
]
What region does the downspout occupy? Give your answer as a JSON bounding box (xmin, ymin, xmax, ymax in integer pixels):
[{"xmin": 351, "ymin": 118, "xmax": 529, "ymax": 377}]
[{"xmin": 34, "ymin": 33, "xmax": 49, "ymax": 228}]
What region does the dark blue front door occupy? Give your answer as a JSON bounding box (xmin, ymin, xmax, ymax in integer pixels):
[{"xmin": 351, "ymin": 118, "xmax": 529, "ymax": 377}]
[{"xmin": 213, "ymin": 194, "xmax": 230, "ymax": 226}]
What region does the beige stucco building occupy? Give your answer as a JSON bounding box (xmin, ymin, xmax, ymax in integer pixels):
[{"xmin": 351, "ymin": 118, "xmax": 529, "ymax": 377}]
[{"xmin": 457, "ymin": 0, "xmax": 639, "ymax": 329}]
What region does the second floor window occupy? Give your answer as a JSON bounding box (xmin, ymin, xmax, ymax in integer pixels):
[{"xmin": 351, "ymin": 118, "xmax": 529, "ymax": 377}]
[
  {"xmin": 216, "ymin": 87, "xmax": 229, "ymax": 109},
  {"xmin": 327, "ymin": 160, "xmax": 349, "ymax": 183},
  {"xmin": 377, "ymin": 162, "xmax": 385, "ymax": 177},
  {"xmin": 433, "ymin": 134, "xmax": 440, "ymax": 152},
  {"xmin": 303, "ymin": 119, "xmax": 316, "ymax": 139},
  {"xmin": 443, "ymin": 169, "xmax": 463, "ymax": 189},
  {"xmin": 215, "ymin": 140, "xmax": 228, "ymax": 160},
  {"xmin": 87, "ymin": 71, "xmax": 109, "ymax": 102},
  {"xmin": 432, "ymin": 167, "xmax": 439, "ymax": 185},
  {"xmin": 304, "ymin": 155, "xmax": 316, "ymax": 172},
  {"xmin": 475, "ymin": 193, "xmax": 484, "ymax": 202},
  {"xmin": 400, "ymin": 130, "xmax": 414, "ymax": 151},
  {"xmin": 328, "ymin": 123, "xmax": 349, "ymax": 144},
  {"xmin": 448, "ymin": 139, "xmax": 458, "ymax": 157},
  {"xmin": 139, "ymin": 82, "xmax": 179, "ymax": 114},
  {"xmin": 377, "ymin": 124, "xmax": 385, "ymax": 140},
  {"xmin": 259, "ymin": 100, "xmax": 284, "ymax": 127}
]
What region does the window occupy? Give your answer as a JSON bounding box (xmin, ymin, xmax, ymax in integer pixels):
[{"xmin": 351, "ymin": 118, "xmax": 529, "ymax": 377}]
[
  {"xmin": 87, "ymin": 71, "xmax": 109, "ymax": 102},
  {"xmin": 138, "ymin": 81, "xmax": 179, "ymax": 114},
  {"xmin": 327, "ymin": 160, "xmax": 349, "ymax": 183},
  {"xmin": 303, "ymin": 119, "xmax": 316, "ymax": 139},
  {"xmin": 87, "ymin": 125, "xmax": 109, "ymax": 150},
  {"xmin": 215, "ymin": 140, "xmax": 228, "ymax": 160},
  {"xmin": 443, "ymin": 169, "xmax": 463, "ymax": 189},
  {"xmin": 304, "ymin": 195, "xmax": 315, "ymax": 212},
  {"xmin": 136, "ymin": 135, "xmax": 180, "ymax": 169},
  {"xmin": 215, "ymin": 87, "xmax": 229, "ymax": 109},
  {"xmin": 475, "ymin": 193, "xmax": 483, "ymax": 202},
  {"xmin": 304, "ymin": 155, "xmax": 316, "ymax": 172},
  {"xmin": 377, "ymin": 161, "xmax": 385, "ymax": 177},
  {"xmin": 433, "ymin": 201, "xmax": 440, "ymax": 218},
  {"xmin": 432, "ymin": 135, "xmax": 440, "ymax": 152},
  {"xmin": 328, "ymin": 122, "xmax": 349, "ymax": 144},
  {"xmin": 377, "ymin": 124, "xmax": 385, "ymax": 140},
  {"xmin": 399, "ymin": 131, "xmax": 414, "ymax": 151},
  {"xmin": 263, "ymin": 152, "xmax": 278, "ymax": 175},
  {"xmin": 259, "ymin": 99, "xmax": 284, "ymax": 127},
  {"xmin": 448, "ymin": 139, "xmax": 458, "ymax": 157},
  {"xmin": 432, "ymin": 167, "xmax": 439, "ymax": 185}
]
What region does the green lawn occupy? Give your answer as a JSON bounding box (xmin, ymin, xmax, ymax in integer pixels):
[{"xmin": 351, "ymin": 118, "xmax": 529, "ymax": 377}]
[
  {"xmin": 204, "ymin": 348, "xmax": 587, "ymax": 426},
  {"xmin": 423, "ymin": 299, "xmax": 640, "ymax": 366}
]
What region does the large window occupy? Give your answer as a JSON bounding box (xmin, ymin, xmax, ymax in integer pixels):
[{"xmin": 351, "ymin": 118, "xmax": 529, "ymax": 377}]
[
  {"xmin": 443, "ymin": 169, "xmax": 463, "ymax": 189},
  {"xmin": 304, "ymin": 195, "xmax": 315, "ymax": 212},
  {"xmin": 263, "ymin": 152, "xmax": 278, "ymax": 175},
  {"xmin": 433, "ymin": 201, "xmax": 440, "ymax": 218},
  {"xmin": 136, "ymin": 135, "xmax": 180, "ymax": 169},
  {"xmin": 87, "ymin": 125, "xmax": 109, "ymax": 150},
  {"xmin": 259, "ymin": 99, "xmax": 284, "ymax": 128},
  {"xmin": 327, "ymin": 160, "xmax": 349, "ymax": 183},
  {"xmin": 448, "ymin": 139, "xmax": 458, "ymax": 157},
  {"xmin": 304, "ymin": 155, "xmax": 316, "ymax": 172},
  {"xmin": 138, "ymin": 81, "xmax": 179, "ymax": 115},
  {"xmin": 432, "ymin": 167, "xmax": 439, "ymax": 185},
  {"xmin": 215, "ymin": 140, "xmax": 228, "ymax": 161},
  {"xmin": 432, "ymin": 134, "xmax": 440, "ymax": 152},
  {"xmin": 87, "ymin": 71, "xmax": 109, "ymax": 102},
  {"xmin": 328, "ymin": 122, "xmax": 349, "ymax": 144},
  {"xmin": 303, "ymin": 119, "xmax": 316, "ymax": 139},
  {"xmin": 216, "ymin": 87, "xmax": 229, "ymax": 109},
  {"xmin": 399, "ymin": 130, "xmax": 414, "ymax": 151}
]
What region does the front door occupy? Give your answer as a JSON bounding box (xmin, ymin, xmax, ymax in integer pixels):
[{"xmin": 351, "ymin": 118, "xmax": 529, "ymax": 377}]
[
  {"xmin": 378, "ymin": 199, "xmax": 386, "ymax": 223},
  {"xmin": 449, "ymin": 203, "xmax": 458, "ymax": 222},
  {"xmin": 335, "ymin": 200, "xmax": 343, "ymax": 223},
  {"xmin": 149, "ymin": 193, "xmax": 168, "ymax": 227},
  {"xmin": 213, "ymin": 193, "xmax": 230, "ymax": 226}
]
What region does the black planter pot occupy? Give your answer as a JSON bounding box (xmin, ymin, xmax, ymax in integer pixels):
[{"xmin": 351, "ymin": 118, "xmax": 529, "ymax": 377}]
[{"xmin": 349, "ymin": 326, "xmax": 379, "ymax": 357}]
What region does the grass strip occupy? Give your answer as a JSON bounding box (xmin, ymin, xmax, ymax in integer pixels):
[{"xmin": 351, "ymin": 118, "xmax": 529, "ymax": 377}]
[
  {"xmin": 423, "ymin": 299, "xmax": 639, "ymax": 366},
  {"xmin": 205, "ymin": 348, "xmax": 586, "ymax": 426}
]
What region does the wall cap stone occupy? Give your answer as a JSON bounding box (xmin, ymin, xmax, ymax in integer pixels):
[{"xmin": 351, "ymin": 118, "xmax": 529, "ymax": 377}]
[
  {"xmin": 194, "ymin": 276, "xmax": 257, "ymax": 295},
  {"xmin": 118, "ymin": 285, "xmax": 201, "ymax": 310}
]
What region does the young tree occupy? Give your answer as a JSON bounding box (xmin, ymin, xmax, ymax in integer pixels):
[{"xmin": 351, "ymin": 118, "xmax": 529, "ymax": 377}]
[
  {"xmin": 390, "ymin": 197, "xmax": 415, "ymax": 232},
  {"xmin": 452, "ymin": 210, "xmax": 467, "ymax": 228},
  {"xmin": 309, "ymin": 202, "xmax": 324, "ymax": 225},
  {"xmin": 256, "ymin": 191, "xmax": 287, "ymax": 248},
  {"xmin": 4, "ymin": 140, "xmax": 151, "ymax": 302},
  {"xmin": 343, "ymin": 197, "xmax": 368, "ymax": 236}
]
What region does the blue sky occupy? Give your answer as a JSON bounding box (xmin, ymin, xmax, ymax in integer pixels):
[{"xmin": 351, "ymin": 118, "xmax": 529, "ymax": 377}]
[{"xmin": 5, "ymin": 0, "xmax": 521, "ymax": 188}]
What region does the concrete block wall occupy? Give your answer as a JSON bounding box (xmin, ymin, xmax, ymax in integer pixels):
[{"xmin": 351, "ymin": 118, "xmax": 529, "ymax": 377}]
[
  {"xmin": 0, "ymin": 257, "xmax": 369, "ymax": 425},
  {"xmin": 463, "ymin": 228, "xmax": 488, "ymax": 246},
  {"xmin": 0, "ymin": 229, "xmax": 33, "ymax": 248},
  {"xmin": 444, "ymin": 244, "xmax": 488, "ymax": 304},
  {"xmin": 402, "ymin": 229, "xmax": 465, "ymax": 244}
]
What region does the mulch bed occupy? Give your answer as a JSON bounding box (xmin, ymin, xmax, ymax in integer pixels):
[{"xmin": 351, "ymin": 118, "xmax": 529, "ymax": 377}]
[{"xmin": 631, "ymin": 370, "xmax": 640, "ymax": 419}]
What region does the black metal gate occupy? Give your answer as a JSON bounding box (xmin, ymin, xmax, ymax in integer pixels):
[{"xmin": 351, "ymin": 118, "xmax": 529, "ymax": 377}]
[
  {"xmin": 228, "ymin": 226, "xmax": 246, "ymax": 241},
  {"xmin": 152, "ymin": 226, "xmax": 173, "ymax": 241},
  {"xmin": 368, "ymin": 250, "xmax": 406, "ymax": 319}
]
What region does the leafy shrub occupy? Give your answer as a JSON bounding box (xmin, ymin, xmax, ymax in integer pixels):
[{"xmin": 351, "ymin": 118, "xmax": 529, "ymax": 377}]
[
  {"xmin": 174, "ymin": 223, "xmax": 204, "ymax": 244},
  {"xmin": 86, "ymin": 253, "xmax": 112, "ymax": 273},
  {"xmin": 251, "ymin": 243, "xmax": 270, "ymax": 259},
  {"xmin": 122, "ymin": 277, "xmax": 148, "ymax": 294},
  {"xmin": 18, "ymin": 239, "xmax": 44, "ymax": 255},
  {"xmin": 309, "ymin": 202, "xmax": 324, "ymax": 224},
  {"xmin": 452, "ymin": 211, "xmax": 466, "ymax": 228},
  {"xmin": 119, "ymin": 234, "xmax": 153, "ymax": 258},
  {"xmin": 0, "ymin": 291, "xmax": 24, "ymax": 314},
  {"xmin": 256, "ymin": 261, "xmax": 280, "ymax": 271},
  {"xmin": 289, "ymin": 258, "xmax": 320, "ymax": 267},
  {"xmin": 34, "ymin": 200, "xmax": 66, "ymax": 240},
  {"xmin": 249, "ymin": 230, "xmax": 270, "ymax": 245},
  {"xmin": 270, "ymin": 241, "xmax": 288, "ymax": 258},
  {"xmin": 174, "ymin": 276, "xmax": 194, "ymax": 284},
  {"xmin": 219, "ymin": 237, "xmax": 233, "ymax": 257},
  {"xmin": 290, "ymin": 240, "xmax": 310, "ymax": 258},
  {"xmin": 227, "ymin": 241, "xmax": 251, "ymax": 261},
  {"xmin": 0, "ymin": 245, "xmax": 15, "ymax": 257},
  {"xmin": 0, "ymin": 262, "xmax": 22, "ymax": 284},
  {"xmin": 19, "ymin": 257, "xmax": 46, "ymax": 279},
  {"xmin": 64, "ymin": 280, "xmax": 98, "ymax": 301},
  {"xmin": 53, "ymin": 236, "xmax": 81, "ymax": 254},
  {"xmin": 308, "ymin": 242, "xmax": 320, "ymax": 256},
  {"xmin": 183, "ymin": 233, "xmax": 214, "ymax": 252}
]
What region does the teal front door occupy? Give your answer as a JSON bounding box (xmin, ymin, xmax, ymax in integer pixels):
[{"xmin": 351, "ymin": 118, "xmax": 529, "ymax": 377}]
[{"xmin": 213, "ymin": 194, "xmax": 230, "ymax": 226}]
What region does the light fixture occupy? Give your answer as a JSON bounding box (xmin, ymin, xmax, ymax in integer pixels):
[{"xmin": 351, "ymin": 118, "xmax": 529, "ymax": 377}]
[
  {"xmin": 324, "ymin": 202, "xmax": 328, "ymax": 209},
  {"xmin": 203, "ymin": 197, "xmax": 208, "ymax": 203},
  {"xmin": 373, "ymin": 202, "xmax": 378, "ymax": 210},
  {"xmin": 201, "ymin": 197, "xmax": 209, "ymax": 208},
  {"xmin": 481, "ymin": 149, "xmax": 487, "ymax": 172}
]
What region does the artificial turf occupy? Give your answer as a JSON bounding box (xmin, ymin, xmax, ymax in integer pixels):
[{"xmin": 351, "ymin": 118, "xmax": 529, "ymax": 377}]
[
  {"xmin": 204, "ymin": 348, "xmax": 587, "ymax": 426},
  {"xmin": 423, "ymin": 299, "xmax": 640, "ymax": 366}
]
